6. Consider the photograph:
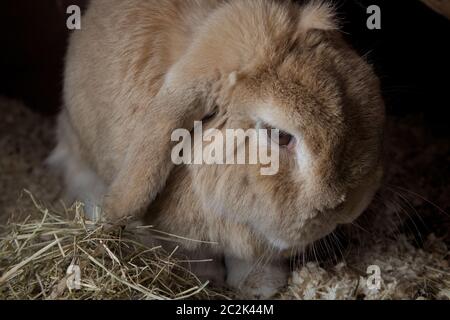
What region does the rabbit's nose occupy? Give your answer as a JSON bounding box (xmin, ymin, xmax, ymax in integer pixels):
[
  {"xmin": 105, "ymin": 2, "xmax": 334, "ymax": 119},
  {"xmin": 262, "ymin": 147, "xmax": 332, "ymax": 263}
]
[
  {"xmin": 325, "ymin": 194, "xmax": 346, "ymax": 211},
  {"xmin": 318, "ymin": 193, "xmax": 347, "ymax": 213},
  {"xmin": 331, "ymin": 198, "xmax": 346, "ymax": 211}
]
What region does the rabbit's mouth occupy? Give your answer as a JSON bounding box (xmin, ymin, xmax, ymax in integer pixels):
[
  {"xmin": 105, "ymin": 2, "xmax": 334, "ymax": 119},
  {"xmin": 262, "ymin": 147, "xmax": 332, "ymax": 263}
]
[
  {"xmin": 264, "ymin": 168, "xmax": 383, "ymax": 254},
  {"xmin": 334, "ymin": 167, "xmax": 384, "ymax": 225},
  {"xmin": 265, "ymin": 236, "xmax": 292, "ymax": 251}
]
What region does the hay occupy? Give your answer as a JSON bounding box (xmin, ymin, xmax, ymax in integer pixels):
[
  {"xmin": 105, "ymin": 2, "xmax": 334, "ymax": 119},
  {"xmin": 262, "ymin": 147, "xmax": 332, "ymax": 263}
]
[
  {"xmin": 0, "ymin": 191, "xmax": 226, "ymax": 300},
  {"xmin": 2, "ymin": 192, "xmax": 448, "ymax": 301}
]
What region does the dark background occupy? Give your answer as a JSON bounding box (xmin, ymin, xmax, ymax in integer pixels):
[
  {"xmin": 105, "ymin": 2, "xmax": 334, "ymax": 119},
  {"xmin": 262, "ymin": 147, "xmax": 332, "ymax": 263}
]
[{"xmin": 0, "ymin": 0, "xmax": 449, "ymax": 137}]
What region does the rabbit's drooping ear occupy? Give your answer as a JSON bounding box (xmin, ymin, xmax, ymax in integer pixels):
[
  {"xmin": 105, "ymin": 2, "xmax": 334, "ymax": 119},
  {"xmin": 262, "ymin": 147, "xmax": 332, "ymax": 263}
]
[{"xmin": 102, "ymin": 63, "xmax": 222, "ymax": 221}]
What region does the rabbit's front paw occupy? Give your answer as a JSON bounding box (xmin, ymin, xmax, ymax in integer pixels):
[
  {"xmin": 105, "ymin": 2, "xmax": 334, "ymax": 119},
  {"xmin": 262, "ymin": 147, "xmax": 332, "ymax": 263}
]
[
  {"xmin": 225, "ymin": 256, "xmax": 288, "ymax": 299},
  {"xmin": 102, "ymin": 194, "xmax": 142, "ymax": 223}
]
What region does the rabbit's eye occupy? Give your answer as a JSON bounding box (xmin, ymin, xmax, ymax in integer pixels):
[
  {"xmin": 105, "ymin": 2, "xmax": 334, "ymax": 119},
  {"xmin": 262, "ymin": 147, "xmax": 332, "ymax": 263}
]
[
  {"xmin": 269, "ymin": 130, "xmax": 295, "ymax": 148},
  {"xmin": 278, "ymin": 131, "xmax": 294, "ymax": 147},
  {"xmin": 262, "ymin": 123, "xmax": 296, "ymax": 149}
]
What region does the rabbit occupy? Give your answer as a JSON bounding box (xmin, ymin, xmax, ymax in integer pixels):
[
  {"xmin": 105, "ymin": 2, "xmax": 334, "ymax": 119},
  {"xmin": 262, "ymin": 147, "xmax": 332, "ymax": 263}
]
[{"xmin": 49, "ymin": 0, "xmax": 385, "ymax": 298}]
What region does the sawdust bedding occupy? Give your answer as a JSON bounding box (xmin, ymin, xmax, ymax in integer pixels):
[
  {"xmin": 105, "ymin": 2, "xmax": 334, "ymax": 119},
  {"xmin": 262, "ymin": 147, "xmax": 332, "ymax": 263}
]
[{"xmin": 0, "ymin": 96, "xmax": 448, "ymax": 300}]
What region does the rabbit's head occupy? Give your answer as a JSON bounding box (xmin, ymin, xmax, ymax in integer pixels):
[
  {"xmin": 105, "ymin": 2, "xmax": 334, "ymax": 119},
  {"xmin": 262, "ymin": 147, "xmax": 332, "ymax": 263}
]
[{"xmin": 163, "ymin": 1, "xmax": 385, "ymax": 252}]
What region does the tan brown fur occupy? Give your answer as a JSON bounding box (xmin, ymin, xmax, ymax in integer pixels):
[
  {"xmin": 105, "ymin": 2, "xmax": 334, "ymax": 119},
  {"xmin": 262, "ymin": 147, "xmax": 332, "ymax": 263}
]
[{"xmin": 51, "ymin": 0, "xmax": 385, "ymax": 297}]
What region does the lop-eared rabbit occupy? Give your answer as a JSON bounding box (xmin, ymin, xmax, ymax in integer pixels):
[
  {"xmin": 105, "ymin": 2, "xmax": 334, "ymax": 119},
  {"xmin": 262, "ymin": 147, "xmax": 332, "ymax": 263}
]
[{"xmin": 50, "ymin": 0, "xmax": 385, "ymax": 298}]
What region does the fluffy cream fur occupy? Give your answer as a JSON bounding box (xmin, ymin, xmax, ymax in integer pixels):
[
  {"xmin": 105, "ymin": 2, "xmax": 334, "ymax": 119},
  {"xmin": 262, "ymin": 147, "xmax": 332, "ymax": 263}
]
[{"xmin": 51, "ymin": 0, "xmax": 385, "ymax": 297}]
